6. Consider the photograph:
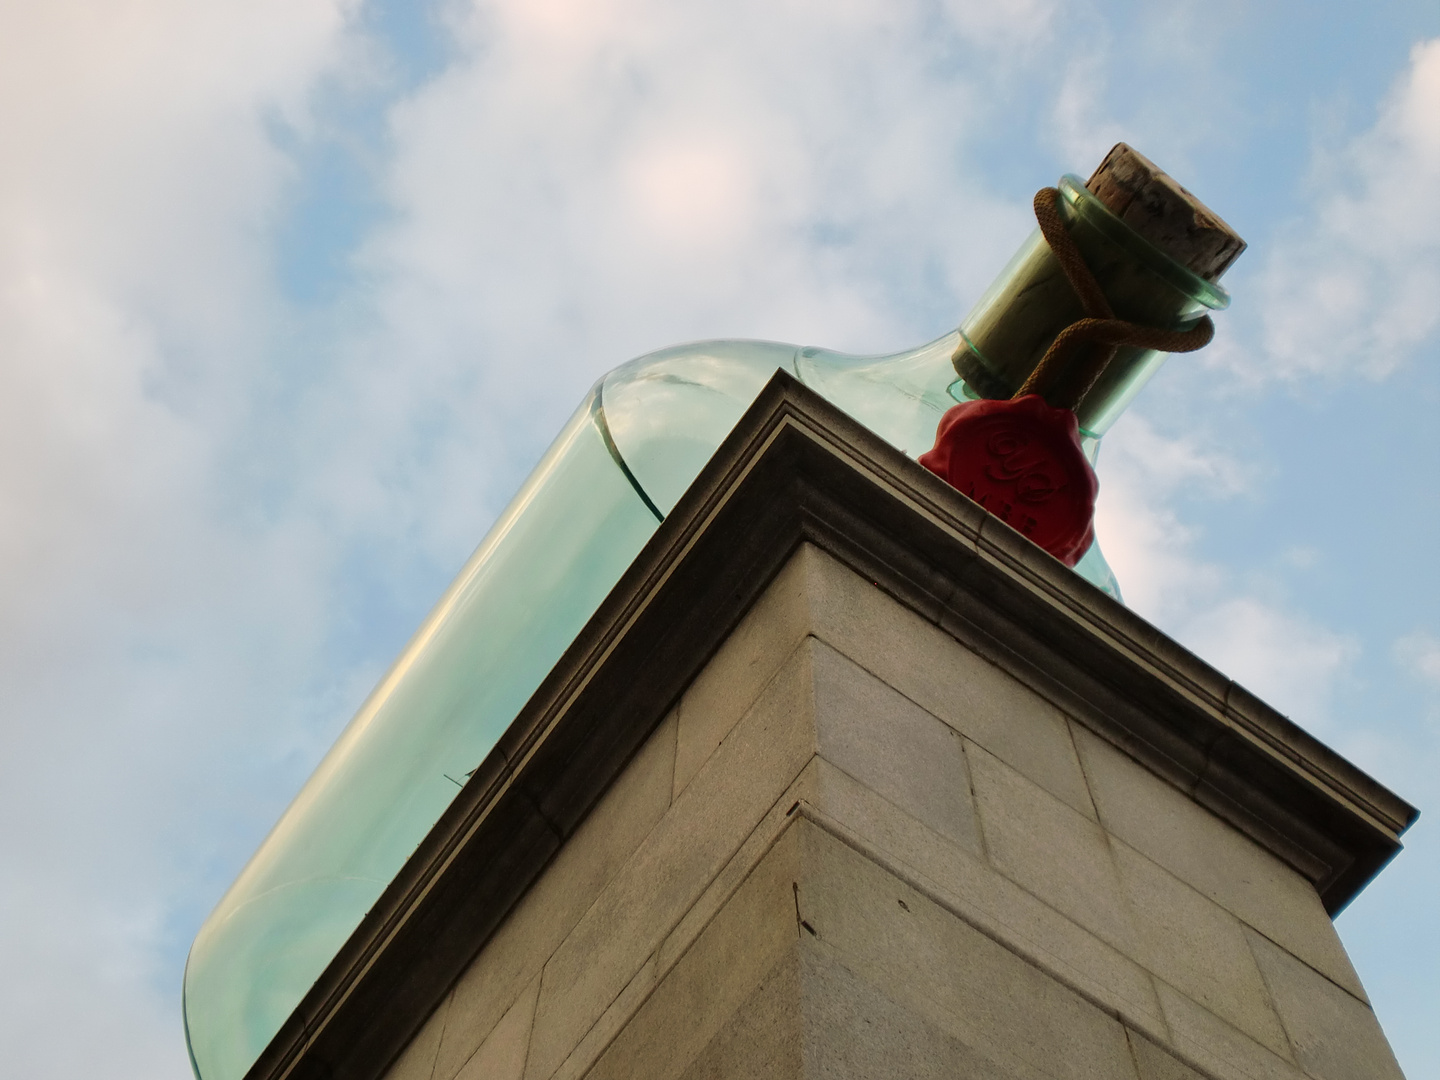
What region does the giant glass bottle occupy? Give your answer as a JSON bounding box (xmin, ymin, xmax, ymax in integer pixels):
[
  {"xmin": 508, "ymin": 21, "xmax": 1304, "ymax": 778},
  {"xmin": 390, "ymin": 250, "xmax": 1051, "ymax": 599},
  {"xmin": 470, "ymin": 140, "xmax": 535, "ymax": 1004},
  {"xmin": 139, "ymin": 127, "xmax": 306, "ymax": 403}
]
[{"xmin": 184, "ymin": 172, "xmax": 1231, "ymax": 1080}]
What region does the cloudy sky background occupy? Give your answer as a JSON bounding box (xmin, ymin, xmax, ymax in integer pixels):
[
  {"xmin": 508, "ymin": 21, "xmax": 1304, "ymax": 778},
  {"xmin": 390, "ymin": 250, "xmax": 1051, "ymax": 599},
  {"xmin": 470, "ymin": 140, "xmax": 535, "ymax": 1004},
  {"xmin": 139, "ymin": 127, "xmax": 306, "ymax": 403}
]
[{"xmin": 1, "ymin": 0, "xmax": 1437, "ymax": 1076}]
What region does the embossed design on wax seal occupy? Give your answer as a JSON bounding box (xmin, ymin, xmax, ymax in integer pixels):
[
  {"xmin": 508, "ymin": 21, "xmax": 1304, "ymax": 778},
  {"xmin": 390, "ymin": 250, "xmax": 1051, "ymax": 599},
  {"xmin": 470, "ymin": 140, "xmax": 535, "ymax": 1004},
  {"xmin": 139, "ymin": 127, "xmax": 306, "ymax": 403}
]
[{"xmin": 918, "ymin": 395, "xmax": 1097, "ymax": 566}]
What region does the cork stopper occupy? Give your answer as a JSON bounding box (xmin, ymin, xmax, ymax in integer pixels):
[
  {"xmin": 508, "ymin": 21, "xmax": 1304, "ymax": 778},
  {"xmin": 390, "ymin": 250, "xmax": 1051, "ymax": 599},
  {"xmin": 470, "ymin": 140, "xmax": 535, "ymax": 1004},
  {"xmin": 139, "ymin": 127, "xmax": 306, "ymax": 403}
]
[{"xmin": 1085, "ymin": 143, "xmax": 1246, "ymax": 282}]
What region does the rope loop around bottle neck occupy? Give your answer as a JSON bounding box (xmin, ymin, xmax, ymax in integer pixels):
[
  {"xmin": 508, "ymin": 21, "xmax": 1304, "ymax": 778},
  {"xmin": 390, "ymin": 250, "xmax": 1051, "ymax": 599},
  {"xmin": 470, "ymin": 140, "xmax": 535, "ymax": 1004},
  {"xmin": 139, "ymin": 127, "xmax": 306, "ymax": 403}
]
[{"xmin": 1015, "ymin": 187, "xmax": 1214, "ymax": 409}]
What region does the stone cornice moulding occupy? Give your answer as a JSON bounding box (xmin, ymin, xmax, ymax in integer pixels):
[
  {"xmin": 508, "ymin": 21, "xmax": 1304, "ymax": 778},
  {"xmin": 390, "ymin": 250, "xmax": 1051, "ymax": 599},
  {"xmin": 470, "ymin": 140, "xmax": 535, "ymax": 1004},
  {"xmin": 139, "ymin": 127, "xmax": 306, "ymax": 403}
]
[{"xmin": 246, "ymin": 371, "xmax": 1417, "ymax": 1080}]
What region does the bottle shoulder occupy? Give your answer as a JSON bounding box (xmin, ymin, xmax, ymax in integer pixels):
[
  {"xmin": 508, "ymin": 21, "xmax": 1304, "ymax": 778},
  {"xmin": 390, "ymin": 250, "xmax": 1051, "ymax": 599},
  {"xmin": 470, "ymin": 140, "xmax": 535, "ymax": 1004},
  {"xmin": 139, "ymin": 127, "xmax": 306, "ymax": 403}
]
[
  {"xmin": 598, "ymin": 339, "xmax": 801, "ymax": 514},
  {"xmin": 600, "ymin": 337, "xmax": 801, "ymax": 403},
  {"xmin": 596, "ymin": 330, "xmax": 968, "ymax": 513}
]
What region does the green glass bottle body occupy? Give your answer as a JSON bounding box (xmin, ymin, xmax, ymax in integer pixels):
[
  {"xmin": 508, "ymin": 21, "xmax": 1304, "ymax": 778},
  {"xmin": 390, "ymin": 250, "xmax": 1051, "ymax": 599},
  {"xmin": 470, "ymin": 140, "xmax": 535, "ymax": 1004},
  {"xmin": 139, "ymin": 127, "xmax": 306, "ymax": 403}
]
[{"xmin": 183, "ymin": 177, "xmax": 1226, "ymax": 1080}]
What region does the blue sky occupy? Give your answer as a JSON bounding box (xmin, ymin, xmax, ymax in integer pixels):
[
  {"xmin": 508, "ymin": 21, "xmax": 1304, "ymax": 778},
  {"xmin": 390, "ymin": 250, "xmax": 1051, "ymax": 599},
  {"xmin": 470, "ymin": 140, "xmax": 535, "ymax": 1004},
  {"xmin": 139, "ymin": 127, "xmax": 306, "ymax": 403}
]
[{"xmin": 0, "ymin": 1, "xmax": 1437, "ymax": 1076}]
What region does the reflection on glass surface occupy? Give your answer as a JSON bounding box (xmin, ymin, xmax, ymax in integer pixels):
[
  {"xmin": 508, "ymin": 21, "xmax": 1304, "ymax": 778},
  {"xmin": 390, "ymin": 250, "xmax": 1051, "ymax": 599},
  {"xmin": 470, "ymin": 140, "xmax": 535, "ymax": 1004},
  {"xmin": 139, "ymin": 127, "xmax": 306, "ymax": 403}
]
[{"xmin": 185, "ymin": 333, "xmax": 1134, "ymax": 1080}]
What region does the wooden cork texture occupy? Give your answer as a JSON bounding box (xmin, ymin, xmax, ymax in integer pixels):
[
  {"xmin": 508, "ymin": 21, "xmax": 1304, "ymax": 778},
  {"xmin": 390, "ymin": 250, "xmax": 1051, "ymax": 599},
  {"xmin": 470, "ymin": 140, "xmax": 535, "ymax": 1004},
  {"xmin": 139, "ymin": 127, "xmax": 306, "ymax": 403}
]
[{"xmin": 1085, "ymin": 143, "xmax": 1246, "ymax": 282}]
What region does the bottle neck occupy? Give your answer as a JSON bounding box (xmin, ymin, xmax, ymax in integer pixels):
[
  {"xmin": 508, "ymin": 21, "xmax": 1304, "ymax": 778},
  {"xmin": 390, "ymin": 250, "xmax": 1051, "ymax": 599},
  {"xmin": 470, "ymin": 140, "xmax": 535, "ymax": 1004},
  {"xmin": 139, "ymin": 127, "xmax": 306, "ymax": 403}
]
[{"xmin": 953, "ymin": 175, "xmax": 1227, "ymax": 438}]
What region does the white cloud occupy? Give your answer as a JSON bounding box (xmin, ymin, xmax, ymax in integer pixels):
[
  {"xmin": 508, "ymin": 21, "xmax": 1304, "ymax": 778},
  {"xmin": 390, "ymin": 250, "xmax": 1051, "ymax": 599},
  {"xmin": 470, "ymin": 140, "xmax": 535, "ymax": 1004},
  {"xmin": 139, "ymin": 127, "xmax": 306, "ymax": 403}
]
[
  {"xmin": 1095, "ymin": 414, "xmax": 1356, "ymax": 729},
  {"xmin": 0, "ymin": 2, "xmax": 355, "ymax": 1076},
  {"xmin": 1182, "ymin": 597, "xmax": 1360, "ymax": 727},
  {"xmin": 1093, "ymin": 415, "xmax": 1246, "ymax": 621},
  {"xmin": 0, "ymin": 4, "xmax": 1065, "ymax": 1075},
  {"xmin": 1049, "ymin": 49, "xmax": 1129, "ymax": 170},
  {"xmin": 370, "ymin": 0, "xmax": 1060, "ymax": 342},
  {"xmin": 622, "ymin": 138, "xmax": 760, "ymax": 252},
  {"xmin": 3, "ymin": 2, "xmax": 1435, "ymax": 1077},
  {"xmin": 1395, "ymin": 631, "xmax": 1440, "ymax": 689},
  {"xmin": 324, "ymin": 0, "xmax": 1061, "ymax": 562},
  {"xmin": 1256, "ymin": 38, "xmax": 1440, "ymax": 382}
]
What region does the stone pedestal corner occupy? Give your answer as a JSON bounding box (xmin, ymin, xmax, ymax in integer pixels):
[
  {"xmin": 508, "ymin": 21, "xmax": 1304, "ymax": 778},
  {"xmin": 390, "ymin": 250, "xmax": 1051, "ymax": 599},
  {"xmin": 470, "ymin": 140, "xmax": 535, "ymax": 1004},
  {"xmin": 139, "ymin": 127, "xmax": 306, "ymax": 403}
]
[{"xmin": 248, "ymin": 374, "xmax": 1416, "ymax": 1080}]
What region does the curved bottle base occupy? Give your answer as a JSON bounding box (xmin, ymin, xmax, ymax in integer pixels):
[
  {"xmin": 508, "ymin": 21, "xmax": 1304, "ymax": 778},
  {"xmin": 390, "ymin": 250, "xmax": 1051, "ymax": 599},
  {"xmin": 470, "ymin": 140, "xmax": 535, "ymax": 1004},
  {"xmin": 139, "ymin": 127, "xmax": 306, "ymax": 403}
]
[
  {"xmin": 185, "ymin": 876, "xmax": 387, "ymax": 1079},
  {"xmin": 184, "ymin": 391, "xmax": 662, "ymax": 1080}
]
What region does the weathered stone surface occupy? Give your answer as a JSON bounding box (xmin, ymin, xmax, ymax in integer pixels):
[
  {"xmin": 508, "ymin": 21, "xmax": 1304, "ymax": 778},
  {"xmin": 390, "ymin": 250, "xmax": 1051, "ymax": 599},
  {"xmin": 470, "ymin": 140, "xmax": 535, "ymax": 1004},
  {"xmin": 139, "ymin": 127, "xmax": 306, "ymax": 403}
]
[
  {"xmin": 674, "ymin": 551, "xmax": 816, "ymax": 796},
  {"xmin": 654, "ymin": 764, "xmax": 811, "ymax": 980},
  {"xmin": 800, "ymin": 545, "xmax": 1097, "ymax": 819},
  {"xmin": 560, "ymin": 768, "xmax": 811, "ymax": 1080},
  {"xmin": 454, "ymin": 973, "xmax": 540, "ymax": 1080},
  {"xmin": 810, "ymin": 639, "xmax": 981, "ymax": 854},
  {"xmin": 676, "ymin": 953, "xmax": 803, "ymax": 1080},
  {"xmin": 1113, "ymin": 841, "xmax": 1290, "ymax": 1056},
  {"xmin": 1072, "ymin": 725, "xmax": 1367, "ymax": 999},
  {"xmin": 800, "ymin": 943, "xmax": 1029, "ymax": 1080},
  {"xmin": 431, "ymin": 712, "xmax": 676, "ymax": 1080},
  {"xmin": 1156, "ymin": 983, "xmax": 1306, "ymax": 1080},
  {"xmin": 968, "ymin": 741, "xmax": 1137, "ymax": 954},
  {"xmin": 1247, "ymin": 930, "xmax": 1406, "ymax": 1080},
  {"xmin": 522, "ymin": 640, "xmax": 818, "ymax": 1080},
  {"xmin": 801, "ymin": 756, "xmax": 1166, "ymax": 1040},
  {"xmin": 798, "ymin": 819, "xmax": 1141, "ymax": 1080},
  {"xmin": 1126, "ymin": 1030, "xmax": 1208, "ymax": 1080},
  {"xmin": 392, "ymin": 546, "xmax": 1404, "ymax": 1080},
  {"xmin": 551, "ymin": 956, "xmax": 658, "ymax": 1080},
  {"xmin": 297, "ymin": 375, "xmax": 1411, "ymax": 1080},
  {"xmin": 378, "ymin": 490, "xmax": 1408, "ymax": 1080},
  {"xmin": 584, "ymin": 827, "xmax": 801, "ymax": 1080}
]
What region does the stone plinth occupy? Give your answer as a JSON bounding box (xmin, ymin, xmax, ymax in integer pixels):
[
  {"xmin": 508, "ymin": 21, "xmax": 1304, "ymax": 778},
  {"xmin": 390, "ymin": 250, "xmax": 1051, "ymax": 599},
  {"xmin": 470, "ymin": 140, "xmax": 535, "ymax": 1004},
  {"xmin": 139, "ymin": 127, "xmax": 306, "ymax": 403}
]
[{"xmin": 247, "ymin": 374, "xmax": 1415, "ymax": 1080}]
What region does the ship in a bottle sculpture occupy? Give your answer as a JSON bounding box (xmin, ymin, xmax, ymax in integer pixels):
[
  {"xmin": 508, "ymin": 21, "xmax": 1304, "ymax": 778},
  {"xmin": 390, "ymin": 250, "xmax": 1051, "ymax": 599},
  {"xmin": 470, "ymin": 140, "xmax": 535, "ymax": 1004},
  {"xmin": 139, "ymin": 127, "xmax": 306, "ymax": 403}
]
[{"xmin": 183, "ymin": 143, "xmax": 1245, "ymax": 1080}]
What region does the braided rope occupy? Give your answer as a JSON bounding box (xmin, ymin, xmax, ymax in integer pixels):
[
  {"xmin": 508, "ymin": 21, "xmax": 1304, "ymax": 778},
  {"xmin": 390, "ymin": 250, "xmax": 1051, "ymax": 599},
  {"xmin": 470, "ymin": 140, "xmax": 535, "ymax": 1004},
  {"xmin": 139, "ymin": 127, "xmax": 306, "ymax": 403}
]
[{"xmin": 1014, "ymin": 187, "xmax": 1214, "ymax": 409}]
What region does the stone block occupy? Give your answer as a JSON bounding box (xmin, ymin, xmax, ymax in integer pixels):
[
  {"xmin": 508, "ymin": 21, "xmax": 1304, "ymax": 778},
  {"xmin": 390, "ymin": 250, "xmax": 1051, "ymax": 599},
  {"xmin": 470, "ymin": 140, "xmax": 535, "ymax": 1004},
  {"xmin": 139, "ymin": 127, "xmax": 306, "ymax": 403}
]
[
  {"xmin": 1072, "ymin": 726, "xmax": 1366, "ymax": 999},
  {"xmin": 552, "ymin": 956, "xmax": 658, "ymax": 1080},
  {"xmin": 796, "ymin": 819, "xmax": 1140, "ymax": 1080},
  {"xmin": 523, "ymin": 640, "xmax": 820, "ymax": 1080},
  {"xmin": 654, "ymin": 762, "xmax": 813, "ymax": 980},
  {"xmin": 674, "ymin": 551, "xmax": 817, "ymax": 796},
  {"xmin": 1156, "ymin": 983, "xmax": 1305, "ymax": 1080},
  {"xmin": 800, "ymin": 942, "xmax": 1030, "ymax": 1080},
  {"xmin": 1112, "ymin": 841, "xmax": 1290, "ymax": 1057},
  {"xmin": 562, "ymin": 771, "xmax": 817, "ymax": 1080},
  {"xmin": 584, "ymin": 826, "xmax": 802, "ymax": 1080},
  {"xmin": 677, "ymin": 952, "xmax": 803, "ymax": 1080},
  {"xmin": 799, "ymin": 545, "xmax": 1097, "ymax": 818},
  {"xmin": 1126, "ymin": 1029, "xmax": 1208, "ymax": 1080},
  {"xmin": 1247, "ymin": 930, "xmax": 1406, "ymax": 1080},
  {"xmin": 810, "ymin": 639, "xmax": 981, "ymax": 854},
  {"xmin": 455, "ymin": 973, "xmax": 540, "ymax": 1080},
  {"xmin": 432, "ymin": 712, "xmax": 676, "ymax": 1079},
  {"xmin": 968, "ymin": 741, "xmax": 1137, "ymax": 955},
  {"xmin": 802, "ymin": 755, "xmax": 1166, "ymax": 1040}
]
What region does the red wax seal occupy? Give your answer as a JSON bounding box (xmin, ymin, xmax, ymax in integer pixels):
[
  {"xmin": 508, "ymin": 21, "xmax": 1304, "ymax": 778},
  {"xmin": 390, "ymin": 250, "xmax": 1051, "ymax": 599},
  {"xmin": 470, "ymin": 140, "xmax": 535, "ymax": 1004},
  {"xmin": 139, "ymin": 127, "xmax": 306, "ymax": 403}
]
[{"xmin": 919, "ymin": 395, "xmax": 1097, "ymax": 566}]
